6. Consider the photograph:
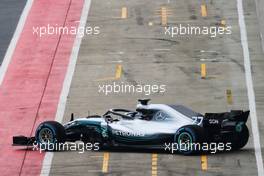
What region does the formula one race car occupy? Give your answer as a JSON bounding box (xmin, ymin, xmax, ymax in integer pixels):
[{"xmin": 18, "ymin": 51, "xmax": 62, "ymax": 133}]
[{"xmin": 13, "ymin": 99, "xmax": 250, "ymax": 154}]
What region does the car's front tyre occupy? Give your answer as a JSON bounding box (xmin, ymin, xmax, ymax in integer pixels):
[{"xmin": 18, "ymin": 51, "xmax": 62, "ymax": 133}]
[{"xmin": 35, "ymin": 121, "xmax": 66, "ymax": 151}]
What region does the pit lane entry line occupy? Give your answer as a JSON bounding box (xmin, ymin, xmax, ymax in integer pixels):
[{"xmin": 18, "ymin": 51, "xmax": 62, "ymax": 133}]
[{"xmin": 237, "ymin": 0, "xmax": 264, "ymax": 175}]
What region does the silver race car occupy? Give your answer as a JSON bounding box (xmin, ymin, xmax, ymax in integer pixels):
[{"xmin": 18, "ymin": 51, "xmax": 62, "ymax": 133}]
[{"xmin": 13, "ymin": 99, "xmax": 250, "ymax": 154}]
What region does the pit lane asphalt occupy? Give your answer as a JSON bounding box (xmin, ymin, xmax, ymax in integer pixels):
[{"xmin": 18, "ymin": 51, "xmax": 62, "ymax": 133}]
[
  {"xmin": 48, "ymin": 0, "xmax": 264, "ymax": 175},
  {"xmin": 0, "ymin": 0, "xmax": 27, "ymax": 65}
]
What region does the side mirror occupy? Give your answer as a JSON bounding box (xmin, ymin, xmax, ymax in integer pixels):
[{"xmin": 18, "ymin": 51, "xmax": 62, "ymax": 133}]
[{"xmin": 104, "ymin": 115, "xmax": 113, "ymax": 123}]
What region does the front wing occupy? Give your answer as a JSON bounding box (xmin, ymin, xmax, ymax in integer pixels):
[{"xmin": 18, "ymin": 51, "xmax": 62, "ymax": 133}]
[{"xmin": 13, "ymin": 136, "xmax": 35, "ymax": 146}]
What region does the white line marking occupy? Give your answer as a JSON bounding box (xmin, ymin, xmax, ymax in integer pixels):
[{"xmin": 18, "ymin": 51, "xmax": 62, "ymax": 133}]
[
  {"xmin": 40, "ymin": 0, "xmax": 91, "ymax": 175},
  {"xmin": 153, "ymin": 48, "xmax": 171, "ymax": 51},
  {"xmin": 200, "ymin": 58, "xmax": 218, "ymax": 62},
  {"xmin": 200, "ymin": 50, "xmax": 217, "ymax": 53},
  {"xmin": 109, "ymin": 60, "xmax": 123, "ymax": 63},
  {"xmin": 108, "ymin": 51, "xmax": 124, "ymax": 55},
  {"xmin": 0, "ymin": 0, "xmax": 34, "ymax": 85},
  {"xmin": 237, "ymin": 0, "xmax": 264, "ymax": 175}
]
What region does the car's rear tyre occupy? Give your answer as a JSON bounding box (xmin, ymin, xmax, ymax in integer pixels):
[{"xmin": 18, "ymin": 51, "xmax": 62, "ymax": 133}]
[
  {"xmin": 174, "ymin": 125, "xmax": 205, "ymax": 155},
  {"xmin": 231, "ymin": 124, "xmax": 249, "ymax": 150},
  {"xmin": 35, "ymin": 121, "xmax": 66, "ymax": 151}
]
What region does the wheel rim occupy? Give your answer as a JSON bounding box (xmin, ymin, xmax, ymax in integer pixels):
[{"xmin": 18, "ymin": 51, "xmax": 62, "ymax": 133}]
[
  {"xmin": 38, "ymin": 128, "xmax": 54, "ymax": 144},
  {"xmin": 235, "ymin": 122, "xmax": 244, "ymax": 132},
  {"xmin": 178, "ymin": 132, "xmax": 193, "ymax": 152}
]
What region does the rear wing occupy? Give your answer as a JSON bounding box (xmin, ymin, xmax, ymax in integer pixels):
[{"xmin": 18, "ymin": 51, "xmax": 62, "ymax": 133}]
[{"xmin": 204, "ymin": 110, "xmax": 250, "ymax": 123}]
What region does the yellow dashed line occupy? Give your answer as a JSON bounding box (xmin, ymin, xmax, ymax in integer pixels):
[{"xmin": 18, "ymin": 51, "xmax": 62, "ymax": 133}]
[
  {"xmin": 201, "ymin": 63, "xmax": 206, "ymax": 79},
  {"xmin": 121, "ymin": 7, "xmax": 127, "ymax": 19},
  {"xmin": 152, "ymin": 153, "xmax": 158, "ymax": 176},
  {"xmin": 155, "ymin": 7, "xmax": 172, "ymax": 26},
  {"xmin": 220, "ymin": 19, "xmax": 227, "ymax": 31},
  {"xmin": 161, "ymin": 6, "xmax": 168, "ymax": 26},
  {"xmin": 220, "ymin": 19, "xmax": 226, "ymax": 27},
  {"xmin": 95, "ymin": 64, "xmax": 123, "ymax": 81},
  {"xmin": 226, "ymin": 89, "xmax": 233, "ymax": 104},
  {"xmin": 115, "ymin": 64, "xmax": 122, "ymax": 79},
  {"xmin": 201, "ymin": 155, "xmax": 208, "ymax": 171},
  {"xmin": 201, "ymin": 3, "xmax": 208, "ymax": 17},
  {"xmin": 102, "ymin": 152, "xmax": 110, "ymax": 173}
]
